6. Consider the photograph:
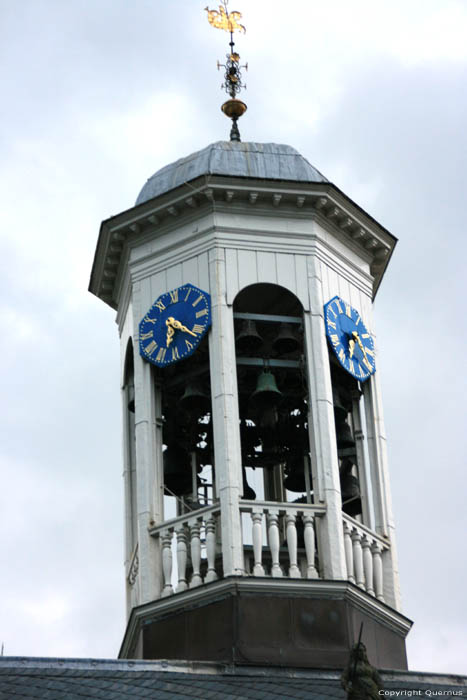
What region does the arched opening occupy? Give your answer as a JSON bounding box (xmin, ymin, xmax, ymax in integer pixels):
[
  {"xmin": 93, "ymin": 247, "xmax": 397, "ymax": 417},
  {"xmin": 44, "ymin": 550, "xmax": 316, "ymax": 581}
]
[
  {"xmin": 154, "ymin": 331, "xmax": 215, "ymax": 520},
  {"xmin": 233, "ymin": 283, "xmax": 312, "ymax": 505},
  {"xmin": 123, "ymin": 339, "xmax": 137, "ymax": 552}
]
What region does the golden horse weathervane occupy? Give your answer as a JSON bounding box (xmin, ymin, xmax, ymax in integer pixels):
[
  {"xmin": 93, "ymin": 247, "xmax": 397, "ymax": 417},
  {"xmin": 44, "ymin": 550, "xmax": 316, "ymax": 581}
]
[{"xmin": 205, "ymin": 3, "xmax": 246, "ymax": 34}]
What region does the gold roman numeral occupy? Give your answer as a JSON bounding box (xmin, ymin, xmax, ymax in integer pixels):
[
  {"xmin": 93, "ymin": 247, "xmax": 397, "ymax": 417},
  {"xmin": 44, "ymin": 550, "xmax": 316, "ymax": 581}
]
[
  {"xmin": 156, "ymin": 347, "xmax": 166, "ymax": 363},
  {"xmin": 335, "ymin": 299, "xmax": 343, "ymax": 314},
  {"xmin": 338, "ymin": 347, "xmax": 346, "ymax": 363},
  {"xmin": 330, "ymin": 334, "xmax": 340, "ymax": 346},
  {"xmin": 345, "ymin": 304, "xmax": 351, "ymax": 317},
  {"xmin": 192, "ymin": 324, "xmax": 205, "ymax": 335},
  {"xmin": 169, "ymin": 289, "xmax": 179, "ymax": 304},
  {"xmin": 155, "ymin": 300, "xmax": 166, "ymax": 312},
  {"xmin": 140, "ymin": 330, "xmax": 154, "ymax": 341},
  {"xmin": 143, "ymin": 314, "xmax": 157, "ymax": 325},
  {"xmin": 145, "ymin": 340, "xmax": 158, "ymax": 355},
  {"xmin": 185, "ymin": 339, "xmax": 194, "ymax": 351},
  {"xmin": 184, "ymin": 288, "xmax": 191, "ymax": 302},
  {"xmin": 328, "ymin": 320, "xmax": 336, "ymax": 330},
  {"xmin": 195, "ymin": 308, "xmax": 208, "ymax": 319},
  {"xmin": 192, "ymin": 294, "xmax": 203, "ymax": 307},
  {"xmin": 171, "ymin": 346, "xmax": 180, "ymax": 361}
]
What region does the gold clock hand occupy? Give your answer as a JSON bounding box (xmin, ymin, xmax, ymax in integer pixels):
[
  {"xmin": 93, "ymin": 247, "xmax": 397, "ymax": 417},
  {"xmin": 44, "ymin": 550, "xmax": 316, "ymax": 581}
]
[
  {"xmin": 348, "ymin": 338, "xmax": 356, "ymax": 359},
  {"xmin": 352, "ymin": 331, "xmax": 373, "ymax": 371},
  {"xmin": 167, "ymin": 316, "xmax": 197, "ymax": 337},
  {"xmin": 166, "ymin": 319, "xmax": 175, "ymax": 347}
]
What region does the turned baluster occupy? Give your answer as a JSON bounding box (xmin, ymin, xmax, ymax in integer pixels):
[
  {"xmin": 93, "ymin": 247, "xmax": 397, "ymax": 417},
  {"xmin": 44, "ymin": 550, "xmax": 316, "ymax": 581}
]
[
  {"xmin": 286, "ymin": 513, "xmax": 301, "ymax": 578},
  {"xmin": 252, "ymin": 511, "xmax": 265, "ymax": 576},
  {"xmin": 303, "ymin": 513, "xmax": 318, "ymax": 579},
  {"xmin": 189, "ymin": 521, "xmax": 203, "ymax": 588},
  {"xmin": 267, "ymin": 511, "xmax": 282, "ymax": 577},
  {"xmin": 372, "ymin": 542, "xmax": 385, "ymax": 602},
  {"xmin": 161, "ymin": 531, "xmax": 174, "ymax": 597},
  {"xmin": 176, "ymin": 526, "xmax": 188, "ymax": 593},
  {"xmin": 205, "ymin": 515, "xmax": 218, "ymax": 583},
  {"xmin": 351, "ymin": 528, "xmax": 365, "ymax": 589},
  {"xmin": 362, "ymin": 535, "xmax": 374, "ymax": 596},
  {"xmin": 343, "ymin": 521, "xmax": 355, "ymax": 583}
]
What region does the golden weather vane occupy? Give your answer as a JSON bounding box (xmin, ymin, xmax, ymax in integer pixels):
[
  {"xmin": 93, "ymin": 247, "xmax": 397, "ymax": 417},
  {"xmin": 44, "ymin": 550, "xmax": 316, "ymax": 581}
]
[
  {"xmin": 205, "ymin": 3, "xmax": 246, "ymax": 34},
  {"xmin": 205, "ymin": 0, "xmax": 248, "ymax": 142}
]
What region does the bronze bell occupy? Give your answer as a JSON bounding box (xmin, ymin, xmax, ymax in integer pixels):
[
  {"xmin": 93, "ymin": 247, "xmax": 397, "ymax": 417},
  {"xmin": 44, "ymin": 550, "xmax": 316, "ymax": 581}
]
[
  {"xmin": 336, "ymin": 420, "xmax": 356, "ymax": 449},
  {"xmin": 127, "ymin": 384, "xmax": 135, "ymax": 414},
  {"xmin": 340, "ymin": 460, "xmax": 360, "ymax": 502},
  {"xmin": 236, "ymin": 319, "xmax": 263, "ymax": 354},
  {"xmin": 250, "ymin": 370, "xmax": 282, "ymax": 411},
  {"xmin": 163, "ymin": 446, "xmax": 192, "ymax": 496},
  {"xmin": 180, "ymin": 380, "xmax": 210, "ymax": 416},
  {"xmin": 241, "ymin": 467, "xmax": 256, "ymax": 500},
  {"xmin": 272, "ymin": 323, "xmax": 300, "ymax": 355},
  {"xmin": 284, "ymin": 454, "xmax": 309, "ymax": 493},
  {"xmin": 332, "ymin": 386, "xmax": 348, "ymax": 423}
]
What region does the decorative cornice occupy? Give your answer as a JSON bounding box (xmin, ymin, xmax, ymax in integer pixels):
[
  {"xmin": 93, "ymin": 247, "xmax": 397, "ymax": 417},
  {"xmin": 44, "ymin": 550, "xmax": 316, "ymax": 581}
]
[{"xmin": 89, "ymin": 176, "xmax": 396, "ymax": 310}]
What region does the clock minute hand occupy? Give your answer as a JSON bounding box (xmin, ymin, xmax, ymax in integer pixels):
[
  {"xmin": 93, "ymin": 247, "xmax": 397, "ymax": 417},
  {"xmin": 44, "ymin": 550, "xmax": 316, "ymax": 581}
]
[
  {"xmin": 167, "ymin": 317, "xmax": 197, "ymax": 338},
  {"xmin": 352, "ymin": 331, "xmax": 373, "ymax": 370},
  {"xmin": 165, "ymin": 319, "xmax": 176, "ymax": 347}
]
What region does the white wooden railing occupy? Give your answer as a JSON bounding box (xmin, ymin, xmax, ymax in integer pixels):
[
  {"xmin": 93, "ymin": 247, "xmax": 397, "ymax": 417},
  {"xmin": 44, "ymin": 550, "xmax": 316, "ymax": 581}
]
[
  {"xmin": 151, "ymin": 505, "xmax": 221, "ymax": 598},
  {"xmin": 342, "ymin": 514, "xmax": 389, "ymax": 603},
  {"xmin": 240, "ymin": 502, "xmax": 326, "ymax": 580},
  {"xmin": 149, "ymin": 504, "xmax": 390, "ymax": 603}
]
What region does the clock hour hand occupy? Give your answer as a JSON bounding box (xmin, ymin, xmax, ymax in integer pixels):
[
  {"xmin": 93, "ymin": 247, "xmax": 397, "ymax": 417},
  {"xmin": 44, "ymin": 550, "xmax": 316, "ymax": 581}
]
[
  {"xmin": 165, "ymin": 320, "xmax": 176, "ymax": 347},
  {"xmin": 352, "ymin": 331, "xmax": 372, "ymax": 370},
  {"xmin": 166, "ymin": 316, "xmax": 198, "ymax": 338}
]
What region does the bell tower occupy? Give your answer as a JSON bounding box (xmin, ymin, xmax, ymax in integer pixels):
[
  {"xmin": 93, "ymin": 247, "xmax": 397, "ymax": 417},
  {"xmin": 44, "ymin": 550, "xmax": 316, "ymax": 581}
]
[{"xmin": 89, "ymin": 2, "xmax": 411, "ymax": 672}]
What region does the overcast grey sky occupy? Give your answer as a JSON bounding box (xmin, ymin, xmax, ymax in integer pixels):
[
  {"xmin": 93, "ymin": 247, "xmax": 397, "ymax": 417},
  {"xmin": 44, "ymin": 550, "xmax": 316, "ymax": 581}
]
[{"xmin": 1, "ymin": 0, "xmax": 466, "ymax": 674}]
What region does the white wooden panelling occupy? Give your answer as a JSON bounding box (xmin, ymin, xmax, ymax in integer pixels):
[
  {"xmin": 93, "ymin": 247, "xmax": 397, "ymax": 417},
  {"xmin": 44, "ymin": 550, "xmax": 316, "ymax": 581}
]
[
  {"xmin": 294, "ymin": 255, "xmax": 310, "ymax": 311},
  {"xmin": 149, "ymin": 271, "xmax": 166, "ymax": 308},
  {"xmin": 181, "ymin": 256, "xmax": 199, "ymax": 288},
  {"xmin": 256, "ymin": 250, "xmax": 276, "ymax": 286},
  {"xmin": 276, "ymin": 252, "xmax": 296, "ymax": 295},
  {"xmin": 166, "ymin": 264, "xmax": 183, "ymax": 292},
  {"xmin": 326, "ymin": 266, "xmax": 340, "ymax": 303},
  {"xmin": 225, "ymin": 248, "xmax": 239, "ymax": 303},
  {"xmin": 197, "ymin": 252, "xmax": 210, "ymax": 292},
  {"xmin": 338, "ymin": 276, "xmax": 351, "ymax": 306},
  {"xmin": 237, "ymin": 248, "xmax": 257, "ymax": 293}
]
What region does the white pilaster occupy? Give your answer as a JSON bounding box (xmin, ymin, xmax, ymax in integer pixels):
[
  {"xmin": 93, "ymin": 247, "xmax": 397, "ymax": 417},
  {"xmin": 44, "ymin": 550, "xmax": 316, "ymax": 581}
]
[
  {"xmin": 132, "ymin": 281, "xmax": 164, "ymax": 604},
  {"xmin": 364, "ymin": 371, "xmax": 402, "ymax": 610},
  {"xmin": 305, "ymin": 256, "xmax": 347, "ymax": 580},
  {"xmin": 208, "ymin": 247, "xmax": 244, "ymax": 577}
]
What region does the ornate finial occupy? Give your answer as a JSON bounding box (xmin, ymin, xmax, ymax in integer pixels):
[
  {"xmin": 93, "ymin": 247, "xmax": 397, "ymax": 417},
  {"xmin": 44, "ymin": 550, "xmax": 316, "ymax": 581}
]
[
  {"xmin": 341, "ymin": 634, "xmax": 383, "ymax": 700},
  {"xmin": 205, "ymin": 1, "xmax": 248, "ymax": 142}
]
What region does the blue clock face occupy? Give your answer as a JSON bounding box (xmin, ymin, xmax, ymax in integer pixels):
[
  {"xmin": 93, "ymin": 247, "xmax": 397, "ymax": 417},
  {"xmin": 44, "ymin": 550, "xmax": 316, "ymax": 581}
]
[
  {"xmin": 324, "ymin": 296, "xmax": 376, "ymax": 382},
  {"xmin": 139, "ymin": 284, "xmax": 211, "ymax": 367}
]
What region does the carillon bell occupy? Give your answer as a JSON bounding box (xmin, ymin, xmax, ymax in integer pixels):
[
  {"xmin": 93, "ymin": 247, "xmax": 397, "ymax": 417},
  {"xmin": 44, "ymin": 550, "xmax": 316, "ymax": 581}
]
[
  {"xmin": 236, "ymin": 319, "xmax": 263, "ymax": 354},
  {"xmin": 180, "ymin": 380, "xmax": 210, "ymax": 416},
  {"xmin": 340, "ymin": 459, "xmax": 360, "ymax": 502},
  {"xmin": 250, "ymin": 370, "xmax": 282, "ymax": 410},
  {"xmin": 336, "ymin": 421, "xmax": 356, "ymax": 449},
  {"xmin": 284, "ymin": 454, "xmax": 309, "ymax": 493},
  {"xmin": 332, "ymin": 386, "xmax": 347, "ymax": 423},
  {"xmin": 272, "ymin": 323, "xmax": 300, "ymax": 355},
  {"xmin": 127, "ymin": 384, "xmax": 135, "ymax": 413},
  {"xmin": 163, "ymin": 446, "xmax": 192, "ymax": 496},
  {"xmin": 241, "ymin": 466, "xmax": 256, "ymax": 500}
]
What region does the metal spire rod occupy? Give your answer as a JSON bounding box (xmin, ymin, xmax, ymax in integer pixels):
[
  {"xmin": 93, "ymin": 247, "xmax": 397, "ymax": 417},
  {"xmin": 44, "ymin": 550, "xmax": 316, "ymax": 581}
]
[{"xmin": 205, "ymin": 0, "xmax": 248, "ymax": 142}]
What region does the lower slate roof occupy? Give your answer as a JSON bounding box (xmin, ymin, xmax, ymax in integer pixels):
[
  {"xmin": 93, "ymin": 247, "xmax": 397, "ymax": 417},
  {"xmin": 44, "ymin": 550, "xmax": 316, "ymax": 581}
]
[{"xmin": 1, "ymin": 658, "xmax": 466, "ymax": 699}]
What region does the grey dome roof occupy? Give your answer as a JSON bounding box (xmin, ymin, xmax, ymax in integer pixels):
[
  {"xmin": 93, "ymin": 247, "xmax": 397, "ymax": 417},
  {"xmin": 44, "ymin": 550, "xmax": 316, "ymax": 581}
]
[{"xmin": 136, "ymin": 141, "xmax": 329, "ymax": 205}]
